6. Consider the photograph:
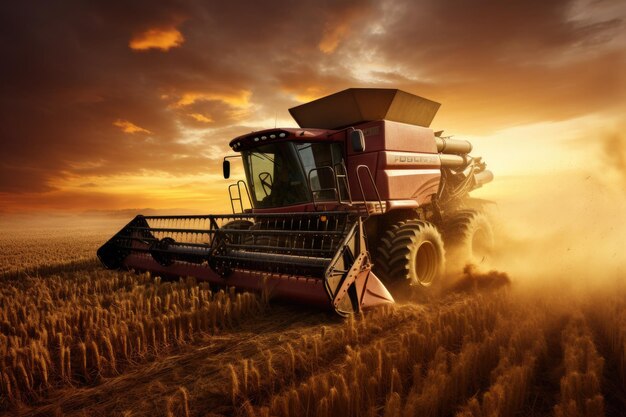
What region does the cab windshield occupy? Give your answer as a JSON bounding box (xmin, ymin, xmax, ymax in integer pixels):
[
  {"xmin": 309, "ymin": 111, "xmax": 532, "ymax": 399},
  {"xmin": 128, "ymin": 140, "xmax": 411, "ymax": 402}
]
[{"xmin": 242, "ymin": 141, "xmax": 345, "ymax": 208}]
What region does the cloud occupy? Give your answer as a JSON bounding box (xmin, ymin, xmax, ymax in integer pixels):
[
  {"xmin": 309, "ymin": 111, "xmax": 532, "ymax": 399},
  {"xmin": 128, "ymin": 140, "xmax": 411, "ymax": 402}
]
[
  {"xmin": 171, "ymin": 91, "xmax": 252, "ymax": 109},
  {"xmin": 113, "ymin": 119, "xmax": 152, "ymax": 134},
  {"xmin": 188, "ymin": 113, "xmax": 213, "ymax": 123},
  {"xmin": 129, "ymin": 26, "xmax": 185, "ymax": 51},
  {"xmin": 0, "ymin": 0, "xmax": 623, "ymax": 212}
]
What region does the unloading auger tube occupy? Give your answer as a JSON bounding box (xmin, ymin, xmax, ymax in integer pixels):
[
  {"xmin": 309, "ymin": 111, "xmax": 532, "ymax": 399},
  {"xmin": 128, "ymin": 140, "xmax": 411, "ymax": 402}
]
[{"xmin": 97, "ymin": 212, "xmax": 394, "ymax": 316}]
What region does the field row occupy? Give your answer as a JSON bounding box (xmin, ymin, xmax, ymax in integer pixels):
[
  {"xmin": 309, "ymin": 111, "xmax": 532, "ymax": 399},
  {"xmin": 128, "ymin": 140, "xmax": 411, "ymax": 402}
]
[
  {"xmin": 237, "ymin": 298, "xmax": 625, "ymax": 417},
  {"xmin": 0, "ymin": 229, "xmax": 108, "ymax": 277},
  {"xmin": 233, "ymin": 293, "xmax": 544, "ymax": 417},
  {"xmin": 0, "ymin": 269, "xmax": 261, "ymax": 410},
  {"xmin": 1, "ymin": 266, "xmax": 625, "ymax": 417}
]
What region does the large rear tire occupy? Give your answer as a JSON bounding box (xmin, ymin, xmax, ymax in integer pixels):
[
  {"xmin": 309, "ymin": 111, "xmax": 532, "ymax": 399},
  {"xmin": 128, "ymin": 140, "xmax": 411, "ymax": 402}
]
[
  {"xmin": 375, "ymin": 220, "xmax": 445, "ymax": 296},
  {"xmin": 442, "ymin": 210, "xmax": 494, "ymax": 266}
]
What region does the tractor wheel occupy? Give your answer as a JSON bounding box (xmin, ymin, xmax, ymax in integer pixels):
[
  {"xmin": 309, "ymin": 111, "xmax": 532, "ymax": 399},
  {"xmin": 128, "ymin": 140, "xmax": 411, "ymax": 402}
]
[
  {"xmin": 442, "ymin": 210, "xmax": 494, "ymax": 266},
  {"xmin": 376, "ymin": 220, "xmax": 445, "ymax": 294}
]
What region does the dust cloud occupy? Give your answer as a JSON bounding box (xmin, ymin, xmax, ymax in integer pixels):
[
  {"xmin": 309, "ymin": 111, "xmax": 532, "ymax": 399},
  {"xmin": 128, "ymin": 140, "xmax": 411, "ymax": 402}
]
[
  {"xmin": 464, "ymin": 169, "xmax": 625, "ymax": 297},
  {"xmin": 601, "ymin": 130, "xmax": 626, "ymax": 187}
]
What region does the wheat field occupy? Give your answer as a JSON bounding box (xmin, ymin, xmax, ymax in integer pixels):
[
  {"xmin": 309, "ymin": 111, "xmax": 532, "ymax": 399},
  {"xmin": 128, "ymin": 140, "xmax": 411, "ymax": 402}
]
[{"xmin": 1, "ymin": 227, "xmax": 625, "ymax": 417}]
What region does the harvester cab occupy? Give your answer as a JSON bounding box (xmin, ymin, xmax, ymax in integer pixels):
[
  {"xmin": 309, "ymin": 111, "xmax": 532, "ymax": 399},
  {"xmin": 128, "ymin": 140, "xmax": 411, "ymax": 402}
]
[{"xmin": 98, "ymin": 88, "xmax": 494, "ymax": 316}]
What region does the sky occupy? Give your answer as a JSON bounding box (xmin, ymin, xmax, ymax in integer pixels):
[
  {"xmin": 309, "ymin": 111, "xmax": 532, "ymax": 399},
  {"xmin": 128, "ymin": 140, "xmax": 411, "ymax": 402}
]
[{"xmin": 0, "ymin": 0, "xmax": 624, "ymax": 215}]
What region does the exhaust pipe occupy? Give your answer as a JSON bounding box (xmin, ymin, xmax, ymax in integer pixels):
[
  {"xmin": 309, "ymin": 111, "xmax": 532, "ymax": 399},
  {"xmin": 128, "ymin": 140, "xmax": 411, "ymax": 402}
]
[
  {"xmin": 439, "ymin": 154, "xmax": 469, "ymax": 168},
  {"xmin": 435, "ymin": 137, "xmax": 472, "ymax": 155}
]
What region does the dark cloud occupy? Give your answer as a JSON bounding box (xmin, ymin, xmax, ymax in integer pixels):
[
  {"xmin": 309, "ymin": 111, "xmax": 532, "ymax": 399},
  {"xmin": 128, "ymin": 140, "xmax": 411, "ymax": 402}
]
[
  {"xmin": 0, "ymin": 0, "xmax": 372, "ymax": 197},
  {"xmin": 354, "ymin": 0, "xmax": 622, "ymax": 72},
  {"xmin": 0, "ymin": 0, "xmax": 623, "ymax": 210},
  {"xmin": 330, "ymin": 0, "xmax": 625, "ymax": 131}
]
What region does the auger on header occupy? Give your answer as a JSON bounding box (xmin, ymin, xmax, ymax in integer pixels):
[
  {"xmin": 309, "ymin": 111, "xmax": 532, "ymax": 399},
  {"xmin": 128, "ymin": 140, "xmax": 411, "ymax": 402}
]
[{"xmin": 99, "ymin": 88, "xmax": 494, "ymax": 316}]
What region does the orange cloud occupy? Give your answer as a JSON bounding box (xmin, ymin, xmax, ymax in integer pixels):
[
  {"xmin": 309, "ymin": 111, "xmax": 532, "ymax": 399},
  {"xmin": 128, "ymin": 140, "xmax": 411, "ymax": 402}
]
[
  {"xmin": 291, "ymin": 86, "xmax": 327, "ymax": 103},
  {"xmin": 318, "ymin": 7, "xmax": 367, "ymax": 54},
  {"xmin": 129, "ymin": 27, "xmax": 184, "ymax": 51},
  {"xmin": 172, "ymin": 90, "xmax": 252, "ymax": 108},
  {"xmin": 319, "ymin": 23, "xmax": 350, "ymax": 54},
  {"xmin": 113, "ymin": 119, "xmax": 151, "ymax": 134},
  {"xmin": 188, "ymin": 113, "xmax": 213, "ymax": 123}
]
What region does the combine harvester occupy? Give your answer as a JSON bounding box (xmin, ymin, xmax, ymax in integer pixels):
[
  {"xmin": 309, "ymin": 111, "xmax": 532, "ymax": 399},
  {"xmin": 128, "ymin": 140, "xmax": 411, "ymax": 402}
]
[{"xmin": 99, "ymin": 89, "xmax": 494, "ymax": 316}]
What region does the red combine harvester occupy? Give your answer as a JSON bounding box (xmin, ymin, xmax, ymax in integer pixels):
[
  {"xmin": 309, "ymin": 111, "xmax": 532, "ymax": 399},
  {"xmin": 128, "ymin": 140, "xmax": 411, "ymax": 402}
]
[{"xmin": 98, "ymin": 89, "xmax": 494, "ymax": 316}]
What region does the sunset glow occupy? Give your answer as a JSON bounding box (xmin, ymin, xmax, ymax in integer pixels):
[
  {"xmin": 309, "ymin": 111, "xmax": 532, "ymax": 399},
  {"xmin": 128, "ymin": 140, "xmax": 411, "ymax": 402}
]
[{"xmin": 0, "ymin": 0, "xmax": 624, "ymax": 215}]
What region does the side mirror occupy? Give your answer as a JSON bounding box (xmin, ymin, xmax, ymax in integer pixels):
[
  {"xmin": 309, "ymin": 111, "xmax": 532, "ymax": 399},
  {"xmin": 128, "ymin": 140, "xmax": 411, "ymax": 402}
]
[
  {"xmin": 351, "ymin": 129, "xmax": 366, "ymax": 152},
  {"xmin": 223, "ymin": 159, "xmax": 231, "ymax": 179}
]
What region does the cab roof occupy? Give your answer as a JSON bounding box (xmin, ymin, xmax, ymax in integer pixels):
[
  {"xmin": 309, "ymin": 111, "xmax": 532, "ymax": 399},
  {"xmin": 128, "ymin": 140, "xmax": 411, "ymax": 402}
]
[{"xmin": 229, "ymin": 128, "xmax": 334, "ymax": 151}]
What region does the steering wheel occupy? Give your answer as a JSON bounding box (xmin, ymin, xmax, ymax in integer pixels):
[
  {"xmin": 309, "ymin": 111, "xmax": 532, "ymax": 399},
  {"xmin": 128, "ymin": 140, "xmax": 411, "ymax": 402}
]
[{"xmin": 258, "ymin": 172, "xmax": 273, "ymax": 196}]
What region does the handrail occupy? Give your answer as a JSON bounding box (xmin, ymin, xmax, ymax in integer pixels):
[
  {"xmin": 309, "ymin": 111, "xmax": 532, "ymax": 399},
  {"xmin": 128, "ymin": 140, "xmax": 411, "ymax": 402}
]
[
  {"xmin": 333, "ymin": 162, "xmax": 353, "ymax": 206},
  {"xmin": 143, "ymin": 211, "xmax": 352, "ymax": 220},
  {"xmin": 307, "ymin": 166, "xmax": 339, "ymax": 210},
  {"xmin": 228, "ymin": 180, "xmax": 252, "ymax": 214},
  {"xmin": 355, "ymin": 165, "xmax": 384, "ymax": 217}
]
